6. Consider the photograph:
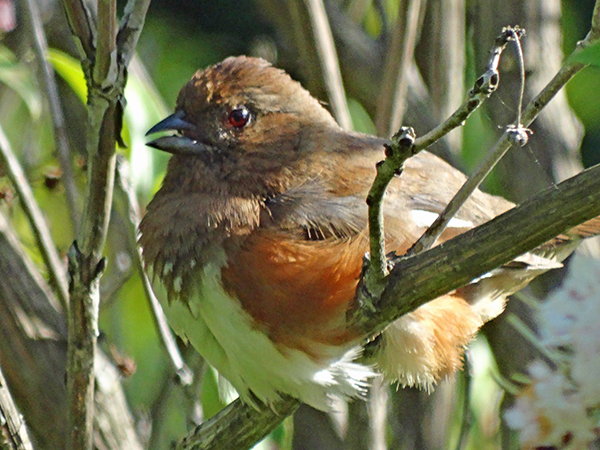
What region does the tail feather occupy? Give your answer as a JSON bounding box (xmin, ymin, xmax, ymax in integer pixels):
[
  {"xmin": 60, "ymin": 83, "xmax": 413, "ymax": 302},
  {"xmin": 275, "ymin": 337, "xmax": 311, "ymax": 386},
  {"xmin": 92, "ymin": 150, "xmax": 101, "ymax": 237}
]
[
  {"xmin": 375, "ymin": 215, "xmax": 600, "ymax": 390},
  {"xmin": 567, "ymin": 216, "xmax": 600, "ymax": 239}
]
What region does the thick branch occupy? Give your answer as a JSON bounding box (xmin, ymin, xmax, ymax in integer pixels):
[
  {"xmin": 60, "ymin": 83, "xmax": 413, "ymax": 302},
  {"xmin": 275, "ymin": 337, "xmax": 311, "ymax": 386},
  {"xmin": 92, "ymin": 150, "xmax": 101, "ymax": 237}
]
[
  {"xmin": 175, "ymin": 396, "xmax": 299, "ymax": 450},
  {"xmin": 364, "ymin": 162, "xmax": 600, "ymax": 332}
]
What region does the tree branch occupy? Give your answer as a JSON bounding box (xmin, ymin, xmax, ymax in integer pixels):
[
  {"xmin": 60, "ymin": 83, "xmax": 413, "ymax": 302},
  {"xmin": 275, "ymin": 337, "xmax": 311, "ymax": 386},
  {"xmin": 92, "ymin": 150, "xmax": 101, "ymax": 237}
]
[
  {"xmin": 175, "ymin": 396, "xmax": 299, "ymax": 450},
  {"xmin": 363, "ymin": 162, "xmax": 600, "ymax": 332},
  {"xmin": 62, "ymin": 0, "xmax": 151, "ymax": 448}
]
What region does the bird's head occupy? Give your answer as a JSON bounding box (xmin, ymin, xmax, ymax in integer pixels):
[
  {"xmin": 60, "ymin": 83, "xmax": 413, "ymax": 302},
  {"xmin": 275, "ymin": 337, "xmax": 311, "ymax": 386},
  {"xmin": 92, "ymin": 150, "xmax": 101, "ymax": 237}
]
[{"xmin": 147, "ymin": 56, "xmax": 339, "ymax": 168}]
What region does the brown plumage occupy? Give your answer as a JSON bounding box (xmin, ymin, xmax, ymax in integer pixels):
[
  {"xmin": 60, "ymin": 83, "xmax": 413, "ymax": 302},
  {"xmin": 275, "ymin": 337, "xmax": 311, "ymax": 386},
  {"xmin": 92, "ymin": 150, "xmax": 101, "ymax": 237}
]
[{"xmin": 139, "ymin": 56, "xmax": 600, "ymax": 410}]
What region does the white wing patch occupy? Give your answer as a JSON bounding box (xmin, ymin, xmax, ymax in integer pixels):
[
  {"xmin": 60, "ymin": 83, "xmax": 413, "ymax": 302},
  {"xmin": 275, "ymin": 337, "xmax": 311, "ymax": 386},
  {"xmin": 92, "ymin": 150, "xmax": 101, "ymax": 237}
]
[{"xmin": 410, "ymin": 209, "xmax": 474, "ymax": 229}]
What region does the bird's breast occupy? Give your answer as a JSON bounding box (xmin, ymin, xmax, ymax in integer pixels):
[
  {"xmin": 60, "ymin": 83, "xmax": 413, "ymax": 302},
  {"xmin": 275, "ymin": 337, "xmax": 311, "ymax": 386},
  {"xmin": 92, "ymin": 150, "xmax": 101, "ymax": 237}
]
[{"xmin": 221, "ymin": 230, "xmax": 369, "ymax": 355}]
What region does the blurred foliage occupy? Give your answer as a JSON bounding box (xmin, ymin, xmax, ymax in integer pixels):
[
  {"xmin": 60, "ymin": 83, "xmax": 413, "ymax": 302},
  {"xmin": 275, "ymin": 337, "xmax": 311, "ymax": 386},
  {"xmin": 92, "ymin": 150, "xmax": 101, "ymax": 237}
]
[{"xmin": 0, "ymin": 0, "xmax": 599, "ymax": 449}]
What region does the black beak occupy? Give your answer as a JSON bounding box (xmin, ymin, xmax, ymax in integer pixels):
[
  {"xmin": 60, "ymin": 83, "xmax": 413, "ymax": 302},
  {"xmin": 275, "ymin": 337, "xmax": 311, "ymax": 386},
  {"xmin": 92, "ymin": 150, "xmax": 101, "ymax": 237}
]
[
  {"xmin": 146, "ymin": 110, "xmax": 195, "ymax": 135},
  {"xmin": 146, "ymin": 111, "xmax": 212, "ymax": 156}
]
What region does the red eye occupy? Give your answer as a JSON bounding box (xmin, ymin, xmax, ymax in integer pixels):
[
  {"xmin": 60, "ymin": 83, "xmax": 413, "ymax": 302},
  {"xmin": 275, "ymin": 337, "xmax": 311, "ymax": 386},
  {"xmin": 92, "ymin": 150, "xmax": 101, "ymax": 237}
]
[{"xmin": 228, "ymin": 106, "xmax": 251, "ymax": 128}]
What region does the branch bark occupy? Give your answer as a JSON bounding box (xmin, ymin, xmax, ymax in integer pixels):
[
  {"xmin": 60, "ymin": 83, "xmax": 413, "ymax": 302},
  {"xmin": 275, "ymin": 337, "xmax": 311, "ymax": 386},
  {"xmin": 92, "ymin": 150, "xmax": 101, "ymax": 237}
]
[{"xmin": 60, "ymin": 0, "xmax": 151, "ymax": 448}]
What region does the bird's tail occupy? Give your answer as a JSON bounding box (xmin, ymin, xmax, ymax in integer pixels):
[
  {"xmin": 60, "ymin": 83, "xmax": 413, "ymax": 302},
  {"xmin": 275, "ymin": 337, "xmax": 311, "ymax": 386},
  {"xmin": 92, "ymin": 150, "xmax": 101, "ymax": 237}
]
[{"xmin": 373, "ymin": 216, "xmax": 600, "ymax": 390}]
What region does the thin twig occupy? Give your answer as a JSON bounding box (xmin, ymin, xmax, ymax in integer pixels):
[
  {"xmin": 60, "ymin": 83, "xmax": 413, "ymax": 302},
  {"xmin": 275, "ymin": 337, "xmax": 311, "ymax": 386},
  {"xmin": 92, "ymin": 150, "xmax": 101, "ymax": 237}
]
[
  {"xmin": 367, "ymin": 26, "xmax": 515, "ymax": 263},
  {"xmin": 407, "ymin": 7, "xmax": 600, "ymax": 255},
  {"xmin": 114, "ymin": 159, "xmax": 193, "ymax": 386},
  {"xmin": 412, "ymin": 25, "xmax": 514, "ymax": 151},
  {"xmin": 409, "ymin": 30, "xmax": 589, "ymax": 256},
  {"xmin": 363, "ymin": 127, "xmax": 415, "ymax": 301},
  {"xmin": 0, "ymin": 124, "xmax": 69, "ymax": 312},
  {"xmin": 304, "ymin": 0, "xmax": 353, "ymax": 130},
  {"xmin": 21, "ymin": 0, "xmax": 81, "ymax": 233},
  {"xmin": 0, "ymin": 363, "xmax": 34, "ymax": 450},
  {"xmin": 512, "ymin": 31, "xmax": 526, "ymax": 128}
]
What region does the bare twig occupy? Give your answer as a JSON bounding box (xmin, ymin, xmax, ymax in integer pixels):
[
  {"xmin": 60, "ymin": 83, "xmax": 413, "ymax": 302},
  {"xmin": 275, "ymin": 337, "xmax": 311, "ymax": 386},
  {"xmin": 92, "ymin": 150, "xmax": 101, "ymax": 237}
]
[
  {"xmin": 0, "ymin": 364, "xmax": 34, "ymax": 450},
  {"xmin": 512, "ymin": 30, "xmax": 526, "ymax": 129},
  {"xmin": 304, "ymin": 0, "xmax": 353, "ymax": 130},
  {"xmin": 114, "ymin": 159, "xmax": 193, "ymax": 386},
  {"xmin": 375, "ymin": 0, "xmax": 424, "ymax": 137},
  {"xmin": 363, "ymin": 27, "xmax": 513, "ymax": 273},
  {"xmin": 412, "ymin": 26, "xmax": 512, "ymax": 151},
  {"xmin": 409, "ymin": 29, "xmax": 588, "ymax": 255},
  {"xmin": 0, "ymin": 124, "xmax": 69, "ymax": 312},
  {"xmin": 21, "ymin": 0, "xmax": 81, "ymax": 233},
  {"xmin": 407, "ymin": 6, "xmax": 600, "ymax": 256},
  {"xmin": 363, "ymin": 127, "xmax": 415, "ymax": 301}
]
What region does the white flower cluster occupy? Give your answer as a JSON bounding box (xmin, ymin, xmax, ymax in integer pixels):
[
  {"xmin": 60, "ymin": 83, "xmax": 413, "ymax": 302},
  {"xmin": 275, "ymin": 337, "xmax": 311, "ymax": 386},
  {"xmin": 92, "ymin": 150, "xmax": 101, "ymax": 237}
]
[{"xmin": 504, "ymin": 253, "xmax": 600, "ymax": 449}]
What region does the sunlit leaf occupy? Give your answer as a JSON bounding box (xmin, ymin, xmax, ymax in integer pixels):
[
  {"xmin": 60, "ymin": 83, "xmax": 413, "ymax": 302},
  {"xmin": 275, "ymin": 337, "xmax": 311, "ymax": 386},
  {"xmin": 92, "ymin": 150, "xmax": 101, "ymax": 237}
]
[
  {"xmin": 48, "ymin": 48, "xmax": 87, "ymax": 102},
  {"xmin": 348, "ymin": 97, "xmax": 376, "ymax": 135}
]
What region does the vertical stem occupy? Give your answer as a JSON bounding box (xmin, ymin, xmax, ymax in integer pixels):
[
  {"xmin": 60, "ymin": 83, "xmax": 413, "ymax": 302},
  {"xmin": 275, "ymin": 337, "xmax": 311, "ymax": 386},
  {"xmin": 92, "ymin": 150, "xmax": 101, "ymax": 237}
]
[
  {"xmin": 21, "ymin": 0, "xmax": 81, "ymax": 233},
  {"xmin": 304, "ymin": 0, "xmax": 353, "ymax": 130}
]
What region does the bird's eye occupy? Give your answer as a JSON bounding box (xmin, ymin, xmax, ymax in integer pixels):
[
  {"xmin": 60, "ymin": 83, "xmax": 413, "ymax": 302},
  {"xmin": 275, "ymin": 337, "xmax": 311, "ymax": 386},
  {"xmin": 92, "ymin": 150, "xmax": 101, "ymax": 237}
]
[{"xmin": 227, "ymin": 106, "xmax": 251, "ymax": 129}]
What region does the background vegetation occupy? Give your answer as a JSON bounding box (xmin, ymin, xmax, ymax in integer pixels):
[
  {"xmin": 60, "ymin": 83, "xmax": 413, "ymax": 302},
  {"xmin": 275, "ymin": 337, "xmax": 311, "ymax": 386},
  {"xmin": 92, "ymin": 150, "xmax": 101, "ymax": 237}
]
[{"xmin": 0, "ymin": 0, "xmax": 599, "ymax": 449}]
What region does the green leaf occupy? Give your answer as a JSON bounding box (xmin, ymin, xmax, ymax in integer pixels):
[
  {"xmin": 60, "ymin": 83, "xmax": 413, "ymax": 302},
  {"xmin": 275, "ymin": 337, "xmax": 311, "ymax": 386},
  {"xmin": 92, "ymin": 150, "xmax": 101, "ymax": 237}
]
[
  {"xmin": 569, "ymin": 40, "xmax": 600, "ymax": 67},
  {"xmin": 47, "ymin": 49, "xmax": 87, "ymax": 102},
  {"xmin": 348, "ymin": 97, "xmax": 377, "ymax": 135}
]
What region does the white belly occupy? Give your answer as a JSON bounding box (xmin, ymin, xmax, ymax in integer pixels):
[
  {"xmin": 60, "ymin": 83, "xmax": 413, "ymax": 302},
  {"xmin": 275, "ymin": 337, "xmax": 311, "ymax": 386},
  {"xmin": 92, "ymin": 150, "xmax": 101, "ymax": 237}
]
[{"xmin": 151, "ymin": 250, "xmax": 375, "ymax": 411}]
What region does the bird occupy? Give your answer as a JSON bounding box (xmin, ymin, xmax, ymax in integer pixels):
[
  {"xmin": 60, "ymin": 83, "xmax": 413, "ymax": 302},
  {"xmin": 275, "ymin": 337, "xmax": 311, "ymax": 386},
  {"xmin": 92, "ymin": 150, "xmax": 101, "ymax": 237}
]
[{"xmin": 139, "ymin": 55, "xmax": 600, "ymax": 411}]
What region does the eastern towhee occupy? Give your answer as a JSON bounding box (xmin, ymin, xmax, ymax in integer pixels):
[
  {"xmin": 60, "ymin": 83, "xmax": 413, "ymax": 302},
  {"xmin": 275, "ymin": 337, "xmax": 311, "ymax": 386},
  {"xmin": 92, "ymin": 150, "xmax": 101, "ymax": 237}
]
[{"xmin": 139, "ymin": 56, "xmax": 599, "ymax": 410}]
